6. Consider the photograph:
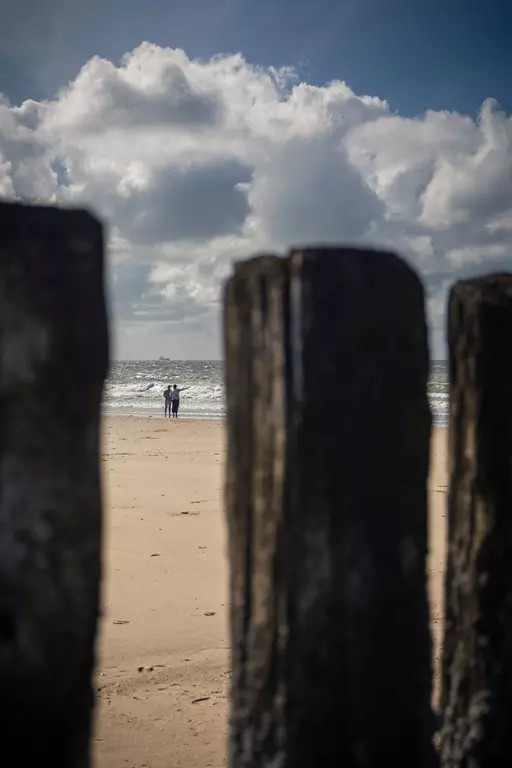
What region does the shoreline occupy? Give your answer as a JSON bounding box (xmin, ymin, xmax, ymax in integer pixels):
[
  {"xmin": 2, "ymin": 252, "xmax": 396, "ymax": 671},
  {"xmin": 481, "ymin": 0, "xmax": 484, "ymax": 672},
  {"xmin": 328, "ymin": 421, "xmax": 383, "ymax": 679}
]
[
  {"xmin": 102, "ymin": 410, "xmax": 225, "ymax": 421},
  {"xmin": 102, "ymin": 410, "xmax": 448, "ymax": 428}
]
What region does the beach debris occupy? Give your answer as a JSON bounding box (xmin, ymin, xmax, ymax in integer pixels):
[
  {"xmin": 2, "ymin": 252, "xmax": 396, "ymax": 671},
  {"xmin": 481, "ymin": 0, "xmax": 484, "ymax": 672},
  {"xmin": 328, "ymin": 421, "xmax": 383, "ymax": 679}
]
[
  {"xmin": 204, "ymin": 611, "xmax": 216, "ymax": 617},
  {"xmin": 192, "ymin": 697, "xmax": 210, "ymax": 704},
  {"xmin": 150, "ymin": 553, "xmax": 160, "ymax": 557},
  {"xmin": 112, "ymin": 620, "xmax": 130, "ymax": 625}
]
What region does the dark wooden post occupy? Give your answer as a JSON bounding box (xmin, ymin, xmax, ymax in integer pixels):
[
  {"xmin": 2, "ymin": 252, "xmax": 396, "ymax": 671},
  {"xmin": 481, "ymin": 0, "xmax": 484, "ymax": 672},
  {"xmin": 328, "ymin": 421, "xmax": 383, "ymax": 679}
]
[
  {"xmin": 441, "ymin": 275, "xmax": 512, "ymax": 767},
  {"xmin": 0, "ymin": 202, "xmax": 108, "ymax": 767},
  {"xmin": 224, "ymin": 247, "xmax": 436, "ymax": 768}
]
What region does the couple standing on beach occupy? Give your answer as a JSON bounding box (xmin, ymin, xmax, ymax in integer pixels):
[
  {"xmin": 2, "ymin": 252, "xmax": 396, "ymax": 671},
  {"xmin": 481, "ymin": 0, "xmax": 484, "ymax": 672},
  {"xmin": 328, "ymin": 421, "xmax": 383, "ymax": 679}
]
[{"xmin": 164, "ymin": 384, "xmax": 188, "ymax": 418}]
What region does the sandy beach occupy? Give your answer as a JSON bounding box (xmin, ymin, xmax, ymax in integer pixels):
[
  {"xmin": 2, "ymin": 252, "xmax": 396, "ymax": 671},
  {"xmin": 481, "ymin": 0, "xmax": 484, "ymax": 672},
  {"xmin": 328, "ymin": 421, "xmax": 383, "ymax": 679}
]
[{"xmin": 95, "ymin": 417, "xmax": 447, "ymax": 767}]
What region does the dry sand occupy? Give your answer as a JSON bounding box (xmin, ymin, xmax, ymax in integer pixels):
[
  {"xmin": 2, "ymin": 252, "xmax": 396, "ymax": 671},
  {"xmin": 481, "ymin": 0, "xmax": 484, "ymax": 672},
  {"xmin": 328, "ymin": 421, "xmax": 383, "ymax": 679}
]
[
  {"xmin": 428, "ymin": 428, "xmax": 448, "ymax": 707},
  {"xmin": 95, "ymin": 418, "xmax": 448, "ymax": 767}
]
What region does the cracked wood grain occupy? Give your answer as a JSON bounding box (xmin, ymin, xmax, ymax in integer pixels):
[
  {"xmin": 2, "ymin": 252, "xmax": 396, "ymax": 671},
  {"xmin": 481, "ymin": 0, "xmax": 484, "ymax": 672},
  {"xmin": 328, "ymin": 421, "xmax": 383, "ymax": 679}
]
[
  {"xmin": 441, "ymin": 275, "xmax": 512, "ymax": 768},
  {"xmin": 224, "ymin": 247, "xmax": 435, "ymax": 768}
]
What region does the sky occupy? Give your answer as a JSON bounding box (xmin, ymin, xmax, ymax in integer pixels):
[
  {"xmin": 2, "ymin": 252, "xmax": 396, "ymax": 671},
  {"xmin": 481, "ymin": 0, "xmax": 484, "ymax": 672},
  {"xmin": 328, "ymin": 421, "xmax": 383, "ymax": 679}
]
[{"xmin": 0, "ymin": 0, "xmax": 511, "ymax": 359}]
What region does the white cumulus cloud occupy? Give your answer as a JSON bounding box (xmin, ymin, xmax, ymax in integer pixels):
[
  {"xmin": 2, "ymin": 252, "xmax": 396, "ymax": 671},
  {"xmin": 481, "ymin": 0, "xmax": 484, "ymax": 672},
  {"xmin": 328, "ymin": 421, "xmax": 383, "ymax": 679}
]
[{"xmin": 0, "ymin": 42, "xmax": 511, "ymax": 359}]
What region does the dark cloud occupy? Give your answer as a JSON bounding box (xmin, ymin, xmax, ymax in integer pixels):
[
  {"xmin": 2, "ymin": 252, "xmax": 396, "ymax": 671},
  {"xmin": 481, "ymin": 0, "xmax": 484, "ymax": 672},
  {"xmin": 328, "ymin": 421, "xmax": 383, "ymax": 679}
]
[{"xmin": 118, "ymin": 158, "xmax": 252, "ymax": 244}]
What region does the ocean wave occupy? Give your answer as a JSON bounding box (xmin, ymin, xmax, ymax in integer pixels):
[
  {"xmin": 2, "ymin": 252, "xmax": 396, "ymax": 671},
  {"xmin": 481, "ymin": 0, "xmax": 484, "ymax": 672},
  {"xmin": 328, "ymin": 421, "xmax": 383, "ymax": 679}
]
[{"xmin": 104, "ymin": 360, "xmax": 449, "ymax": 424}]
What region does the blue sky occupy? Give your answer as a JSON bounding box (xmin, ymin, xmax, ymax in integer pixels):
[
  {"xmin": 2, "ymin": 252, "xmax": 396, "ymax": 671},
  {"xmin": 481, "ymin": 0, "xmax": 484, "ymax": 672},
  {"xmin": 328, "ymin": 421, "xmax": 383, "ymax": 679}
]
[{"xmin": 1, "ymin": 0, "xmax": 511, "ymax": 116}]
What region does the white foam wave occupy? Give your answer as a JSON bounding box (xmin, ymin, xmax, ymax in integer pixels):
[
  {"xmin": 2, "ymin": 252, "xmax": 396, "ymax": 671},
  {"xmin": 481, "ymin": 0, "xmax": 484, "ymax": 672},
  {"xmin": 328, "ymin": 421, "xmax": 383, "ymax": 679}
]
[{"xmin": 104, "ymin": 361, "xmax": 449, "ymax": 424}]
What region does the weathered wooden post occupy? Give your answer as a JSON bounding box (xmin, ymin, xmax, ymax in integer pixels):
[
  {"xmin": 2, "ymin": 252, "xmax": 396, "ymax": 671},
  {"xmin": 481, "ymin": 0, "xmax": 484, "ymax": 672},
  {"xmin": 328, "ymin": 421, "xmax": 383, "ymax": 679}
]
[
  {"xmin": 0, "ymin": 202, "xmax": 108, "ymax": 767},
  {"xmin": 441, "ymin": 275, "xmax": 512, "ymax": 767},
  {"xmin": 224, "ymin": 247, "xmax": 436, "ymax": 767}
]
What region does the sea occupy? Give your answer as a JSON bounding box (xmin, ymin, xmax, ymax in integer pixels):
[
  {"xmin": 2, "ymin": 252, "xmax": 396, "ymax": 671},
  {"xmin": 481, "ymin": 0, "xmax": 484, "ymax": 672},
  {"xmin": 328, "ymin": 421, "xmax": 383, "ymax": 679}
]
[{"xmin": 104, "ymin": 360, "xmax": 449, "ymax": 426}]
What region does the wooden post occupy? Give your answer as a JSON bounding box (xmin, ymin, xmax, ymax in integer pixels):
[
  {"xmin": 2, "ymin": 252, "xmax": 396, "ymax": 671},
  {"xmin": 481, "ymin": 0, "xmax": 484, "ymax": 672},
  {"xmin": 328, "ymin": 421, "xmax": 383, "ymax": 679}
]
[
  {"xmin": 0, "ymin": 202, "xmax": 108, "ymax": 767},
  {"xmin": 441, "ymin": 275, "xmax": 512, "ymax": 767},
  {"xmin": 224, "ymin": 247, "xmax": 436, "ymax": 768}
]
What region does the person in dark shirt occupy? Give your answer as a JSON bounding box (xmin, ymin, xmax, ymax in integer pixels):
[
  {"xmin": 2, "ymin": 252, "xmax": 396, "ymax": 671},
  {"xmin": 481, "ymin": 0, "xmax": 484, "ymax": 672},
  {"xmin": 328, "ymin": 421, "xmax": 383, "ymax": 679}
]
[{"xmin": 163, "ymin": 385, "xmax": 172, "ymax": 418}]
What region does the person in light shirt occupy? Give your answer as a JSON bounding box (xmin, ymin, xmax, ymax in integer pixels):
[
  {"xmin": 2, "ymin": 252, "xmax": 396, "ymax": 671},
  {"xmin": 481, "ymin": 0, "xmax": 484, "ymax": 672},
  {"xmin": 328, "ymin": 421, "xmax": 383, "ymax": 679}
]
[{"xmin": 170, "ymin": 384, "xmax": 189, "ymax": 418}]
